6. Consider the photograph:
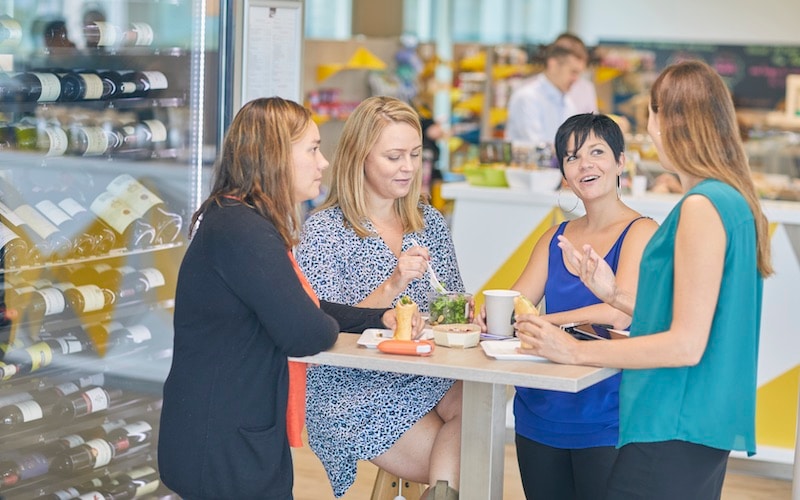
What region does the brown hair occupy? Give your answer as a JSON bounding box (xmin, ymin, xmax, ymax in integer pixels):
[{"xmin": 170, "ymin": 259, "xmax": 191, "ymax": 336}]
[
  {"xmin": 317, "ymin": 96, "xmax": 425, "ymax": 238},
  {"xmin": 650, "ymin": 60, "xmax": 772, "ymax": 276},
  {"xmin": 190, "ymin": 97, "xmax": 312, "ymax": 247}
]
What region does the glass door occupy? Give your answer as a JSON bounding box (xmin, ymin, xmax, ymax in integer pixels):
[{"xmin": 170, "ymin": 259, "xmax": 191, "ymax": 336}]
[{"xmin": 0, "ymin": 1, "xmax": 219, "ymax": 497}]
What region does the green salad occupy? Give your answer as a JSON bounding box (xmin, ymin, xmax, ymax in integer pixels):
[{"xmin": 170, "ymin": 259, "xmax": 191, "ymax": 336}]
[{"xmin": 429, "ymin": 292, "xmax": 470, "ymax": 325}]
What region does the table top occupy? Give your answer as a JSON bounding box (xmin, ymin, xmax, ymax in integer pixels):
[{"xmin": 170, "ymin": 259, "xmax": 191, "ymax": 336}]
[{"xmin": 293, "ymin": 333, "xmax": 619, "ymax": 393}]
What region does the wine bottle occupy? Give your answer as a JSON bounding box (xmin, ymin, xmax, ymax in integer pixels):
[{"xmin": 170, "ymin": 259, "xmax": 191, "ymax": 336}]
[
  {"xmin": 38, "ymin": 476, "xmax": 117, "ymax": 500},
  {"xmin": 56, "ymin": 195, "xmax": 119, "ymax": 254},
  {"xmin": 105, "ymin": 465, "xmax": 160, "ymax": 499},
  {"xmin": 116, "ymin": 267, "xmax": 165, "ymax": 303},
  {"xmin": 66, "ymin": 123, "xmax": 110, "ymax": 156},
  {"xmin": 97, "ymin": 70, "xmax": 136, "ymax": 100},
  {"xmin": 105, "ymin": 420, "xmax": 152, "ymax": 447},
  {"xmin": 0, "ymin": 220, "xmax": 29, "ymax": 269},
  {"xmin": 5, "ymin": 285, "xmax": 67, "ymax": 336},
  {"xmin": 63, "ymin": 262, "xmax": 112, "ymax": 286},
  {"xmin": 11, "ymin": 119, "xmax": 37, "ymax": 149},
  {"xmin": 120, "ymin": 119, "xmax": 167, "ymax": 154},
  {"xmin": 16, "ymin": 332, "xmax": 91, "ymax": 375},
  {"xmin": 42, "ymin": 19, "xmax": 76, "ymax": 49},
  {"xmin": 83, "ymin": 21, "xmax": 121, "ymax": 48},
  {"xmin": 0, "ymin": 452, "xmax": 49, "ymax": 490},
  {"xmin": 0, "ymin": 15, "xmax": 22, "ymax": 49},
  {"xmin": 121, "ymin": 22, "xmax": 154, "ymax": 47},
  {"xmin": 88, "ymin": 191, "xmax": 157, "ymax": 248},
  {"xmin": 11, "ymin": 72, "xmax": 62, "ymax": 103},
  {"xmin": 49, "ymin": 435, "xmax": 129, "ymax": 474},
  {"xmin": 34, "ymin": 372, "xmax": 105, "ymax": 405},
  {"xmin": 58, "ymin": 71, "xmax": 104, "ymax": 102},
  {"xmin": 0, "ymin": 397, "xmax": 56, "ymax": 429},
  {"xmin": 30, "ymin": 195, "xmax": 97, "ymax": 258},
  {"xmin": 105, "ymin": 174, "xmax": 182, "ymax": 243},
  {"xmin": 51, "ymin": 386, "xmax": 123, "ymax": 421},
  {"xmin": 63, "ymin": 283, "xmax": 115, "ymax": 315},
  {"xmin": 0, "ymin": 179, "xmax": 72, "ymax": 260},
  {"xmin": 128, "ymin": 70, "xmax": 168, "ymax": 98},
  {"xmin": 35, "ymin": 124, "xmax": 69, "ymax": 157}
]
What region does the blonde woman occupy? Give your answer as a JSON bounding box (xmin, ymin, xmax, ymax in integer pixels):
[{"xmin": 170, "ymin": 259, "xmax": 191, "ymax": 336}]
[{"xmin": 296, "ymin": 96, "xmax": 463, "ymax": 499}]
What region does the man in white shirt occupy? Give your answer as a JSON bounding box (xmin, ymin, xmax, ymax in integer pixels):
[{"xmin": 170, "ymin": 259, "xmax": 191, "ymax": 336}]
[{"xmin": 505, "ymin": 35, "xmax": 597, "ymax": 146}]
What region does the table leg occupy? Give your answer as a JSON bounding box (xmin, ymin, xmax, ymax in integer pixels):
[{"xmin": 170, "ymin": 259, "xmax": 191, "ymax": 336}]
[
  {"xmin": 459, "ymin": 381, "xmax": 507, "ymax": 499},
  {"xmin": 792, "ymin": 370, "xmax": 799, "ymax": 500}
]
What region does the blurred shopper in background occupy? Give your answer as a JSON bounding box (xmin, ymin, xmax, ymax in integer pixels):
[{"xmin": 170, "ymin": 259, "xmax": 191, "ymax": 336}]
[
  {"xmin": 516, "ymin": 60, "xmax": 772, "ymax": 500},
  {"xmin": 296, "ymin": 96, "xmax": 464, "ymax": 500},
  {"xmin": 505, "ymin": 33, "xmax": 596, "ymax": 147}
]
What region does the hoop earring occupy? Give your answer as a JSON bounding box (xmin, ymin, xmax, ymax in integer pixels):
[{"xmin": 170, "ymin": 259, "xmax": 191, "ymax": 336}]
[{"xmin": 557, "ymin": 189, "xmax": 579, "ymax": 214}]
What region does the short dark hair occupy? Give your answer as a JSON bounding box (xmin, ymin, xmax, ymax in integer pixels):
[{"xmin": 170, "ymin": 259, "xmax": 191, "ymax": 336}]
[{"xmin": 554, "ymin": 113, "xmax": 624, "ymax": 176}]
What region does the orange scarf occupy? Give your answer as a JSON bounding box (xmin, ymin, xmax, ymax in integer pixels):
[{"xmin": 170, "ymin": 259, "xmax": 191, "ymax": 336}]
[{"xmin": 286, "ymin": 251, "xmax": 319, "ymax": 448}]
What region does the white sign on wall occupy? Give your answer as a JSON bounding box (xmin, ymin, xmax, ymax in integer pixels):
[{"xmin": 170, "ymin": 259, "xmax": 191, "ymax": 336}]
[{"xmin": 242, "ymin": 0, "xmax": 302, "ymax": 105}]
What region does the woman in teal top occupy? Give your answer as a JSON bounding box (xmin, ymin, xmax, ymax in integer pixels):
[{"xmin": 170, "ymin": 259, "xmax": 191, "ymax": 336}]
[{"xmin": 514, "ymin": 60, "xmax": 772, "ymax": 500}]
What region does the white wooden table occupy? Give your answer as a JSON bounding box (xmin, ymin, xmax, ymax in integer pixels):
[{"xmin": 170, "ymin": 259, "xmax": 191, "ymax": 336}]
[{"xmin": 295, "ymin": 334, "xmax": 619, "ymax": 500}]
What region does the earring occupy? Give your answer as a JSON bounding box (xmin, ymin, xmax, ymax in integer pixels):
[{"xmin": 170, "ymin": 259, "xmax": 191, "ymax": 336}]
[
  {"xmin": 617, "ymin": 175, "xmax": 622, "ymax": 198},
  {"xmin": 557, "ymin": 189, "xmax": 579, "ymax": 214}
]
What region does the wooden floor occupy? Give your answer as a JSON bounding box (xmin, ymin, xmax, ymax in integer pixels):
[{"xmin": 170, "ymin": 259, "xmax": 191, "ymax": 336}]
[{"xmin": 292, "ymin": 438, "xmax": 793, "ymax": 499}]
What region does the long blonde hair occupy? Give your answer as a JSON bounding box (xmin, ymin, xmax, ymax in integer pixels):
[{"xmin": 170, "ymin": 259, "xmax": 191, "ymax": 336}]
[
  {"xmin": 317, "ymin": 96, "xmax": 425, "ymax": 238},
  {"xmin": 192, "ymin": 97, "xmax": 312, "ymax": 247},
  {"xmin": 650, "ymin": 60, "xmax": 772, "ymax": 276}
]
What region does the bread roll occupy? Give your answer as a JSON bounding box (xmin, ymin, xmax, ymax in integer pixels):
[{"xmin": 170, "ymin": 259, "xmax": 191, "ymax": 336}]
[
  {"xmin": 394, "ymin": 296, "xmax": 418, "ymax": 340},
  {"xmin": 514, "ymin": 295, "xmax": 539, "ymax": 316},
  {"xmin": 513, "ymin": 295, "xmax": 538, "ymax": 349}
]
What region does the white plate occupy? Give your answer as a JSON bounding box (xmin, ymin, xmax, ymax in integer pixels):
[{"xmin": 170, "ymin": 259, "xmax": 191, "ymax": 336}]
[
  {"xmin": 480, "ymin": 340, "xmax": 549, "ymax": 361},
  {"xmin": 356, "ymin": 328, "xmax": 434, "ymax": 348}
]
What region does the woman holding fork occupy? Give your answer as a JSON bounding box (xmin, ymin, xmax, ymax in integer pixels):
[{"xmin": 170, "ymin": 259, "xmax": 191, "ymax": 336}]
[{"xmin": 295, "ymin": 96, "xmax": 464, "ymax": 499}]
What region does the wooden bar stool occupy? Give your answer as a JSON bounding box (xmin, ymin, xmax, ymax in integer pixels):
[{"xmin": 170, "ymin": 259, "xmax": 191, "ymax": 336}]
[{"xmin": 370, "ymin": 468, "xmax": 426, "ymax": 500}]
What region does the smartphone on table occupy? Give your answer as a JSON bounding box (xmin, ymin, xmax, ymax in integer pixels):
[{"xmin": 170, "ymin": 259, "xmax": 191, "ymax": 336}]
[{"xmin": 561, "ymin": 323, "xmax": 628, "ymax": 341}]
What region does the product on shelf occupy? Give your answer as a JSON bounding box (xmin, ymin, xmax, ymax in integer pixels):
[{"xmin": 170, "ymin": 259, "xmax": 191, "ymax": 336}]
[
  {"xmin": 83, "ymin": 21, "xmax": 122, "ymax": 49},
  {"xmin": 0, "ymin": 179, "xmax": 73, "ymax": 261},
  {"xmin": 97, "ymin": 70, "xmax": 137, "ymax": 100},
  {"xmin": 51, "ymin": 386, "xmax": 123, "ymax": 421},
  {"xmin": 105, "ymin": 174, "xmax": 182, "ymax": 244},
  {"xmin": 10, "ymin": 72, "xmax": 62, "ymax": 103},
  {"xmin": 121, "ymin": 22, "xmax": 154, "ymax": 47},
  {"xmin": 88, "ymin": 191, "xmax": 157, "ymax": 249},
  {"xmin": 42, "ymin": 19, "xmax": 76, "ymax": 49},
  {"xmin": 49, "ymin": 434, "xmax": 129, "ymax": 474},
  {"xmin": 0, "ymin": 15, "xmax": 23, "ymax": 49},
  {"xmin": 58, "ymin": 71, "xmax": 104, "ymax": 102},
  {"xmin": 0, "ymin": 221, "xmax": 30, "ymax": 269}
]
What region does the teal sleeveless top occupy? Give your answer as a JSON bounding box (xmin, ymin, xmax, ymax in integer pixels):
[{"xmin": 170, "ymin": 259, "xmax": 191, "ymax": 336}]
[{"xmin": 620, "ymin": 179, "xmax": 762, "ymax": 455}]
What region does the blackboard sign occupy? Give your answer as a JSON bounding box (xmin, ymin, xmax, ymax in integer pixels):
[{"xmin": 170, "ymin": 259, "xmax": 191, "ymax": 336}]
[{"xmin": 600, "ymin": 40, "xmax": 800, "ymax": 109}]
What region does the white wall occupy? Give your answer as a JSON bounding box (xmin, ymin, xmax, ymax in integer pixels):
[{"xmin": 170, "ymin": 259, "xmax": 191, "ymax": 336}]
[{"xmin": 570, "ymin": 0, "xmax": 800, "ymax": 46}]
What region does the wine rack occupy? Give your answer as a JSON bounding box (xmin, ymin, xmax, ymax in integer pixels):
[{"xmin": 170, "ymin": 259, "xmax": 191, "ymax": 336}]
[{"xmin": 1, "ymin": 1, "xmax": 214, "ymax": 498}]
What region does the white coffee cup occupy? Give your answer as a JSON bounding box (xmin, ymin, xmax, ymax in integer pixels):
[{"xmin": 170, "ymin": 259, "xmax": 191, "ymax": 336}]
[{"xmin": 483, "ymin": 289, "xmax": 520, "ymax": 336}]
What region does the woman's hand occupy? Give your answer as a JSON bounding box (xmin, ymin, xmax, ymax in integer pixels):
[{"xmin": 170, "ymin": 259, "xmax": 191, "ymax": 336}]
[
  {"xmin": 515, "ymin": 314, "xmax": 581, "ymax": 365},
  {"xmin": 381, "ymin": 307, "xmax": 425, "ymax": 338},
  {"xmin": 557, "ymin": 235, "xmax": 618, "ymax": 305},
  {"xmin": 387, "ymin": 245, "xmax": 430, "ymax": 294},
  {"xmin": 474, "ymin": 303, "xmax": 488, "ymax": 332}
]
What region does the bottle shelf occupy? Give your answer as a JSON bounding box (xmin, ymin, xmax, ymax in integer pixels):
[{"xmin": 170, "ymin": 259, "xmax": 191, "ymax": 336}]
[{"xmin": 0, "ymin": 241, "xmax": 183, "ymax": 274}]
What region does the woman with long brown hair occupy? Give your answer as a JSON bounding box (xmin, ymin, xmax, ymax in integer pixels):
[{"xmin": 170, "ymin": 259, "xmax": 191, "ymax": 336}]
[
  {"xmin": 515, "ymin": 60, "xmax": 771, "ymax": 499},
  {"xmin": 158, "ymin": 97, "xmax": 415, "ymax": 499}
]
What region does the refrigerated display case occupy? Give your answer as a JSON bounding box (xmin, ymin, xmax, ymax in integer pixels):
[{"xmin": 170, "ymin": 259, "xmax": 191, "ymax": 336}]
[{"xmin": 0, "ymin": 1, "xmax": 224, "ymax": 498}]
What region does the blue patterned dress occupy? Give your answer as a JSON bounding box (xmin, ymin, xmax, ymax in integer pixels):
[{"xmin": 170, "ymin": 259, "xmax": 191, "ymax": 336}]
[{"xmin": 296, "ymin": 204, "xmax": 464, "ymax": 497}]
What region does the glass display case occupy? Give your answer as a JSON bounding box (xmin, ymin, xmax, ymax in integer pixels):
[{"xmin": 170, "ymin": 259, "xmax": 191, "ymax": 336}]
[{"xmin": 0, "ymin": 1, "xmax": 221, "ymax": 498}]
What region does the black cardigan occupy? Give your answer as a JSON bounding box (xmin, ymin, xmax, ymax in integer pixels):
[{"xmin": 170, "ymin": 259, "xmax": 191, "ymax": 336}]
[{"xmin": 158, "ymin": 201, "xmax": 386, "ymax": 499}]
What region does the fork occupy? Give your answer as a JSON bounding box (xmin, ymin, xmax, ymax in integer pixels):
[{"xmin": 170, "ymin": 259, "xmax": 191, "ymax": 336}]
[{"xmin": 409, "ymin": 238, "xmax": 447, "ymax": 294}]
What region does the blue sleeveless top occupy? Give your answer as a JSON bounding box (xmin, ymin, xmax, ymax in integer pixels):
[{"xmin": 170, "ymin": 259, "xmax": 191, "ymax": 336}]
[{"xmin": 514, "ymin": 218, "xmax": 644, "ymax": 449}]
